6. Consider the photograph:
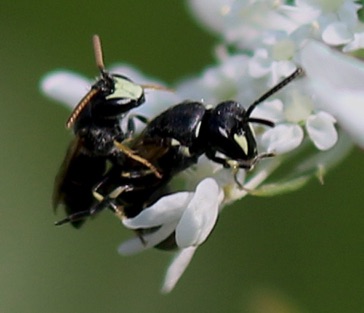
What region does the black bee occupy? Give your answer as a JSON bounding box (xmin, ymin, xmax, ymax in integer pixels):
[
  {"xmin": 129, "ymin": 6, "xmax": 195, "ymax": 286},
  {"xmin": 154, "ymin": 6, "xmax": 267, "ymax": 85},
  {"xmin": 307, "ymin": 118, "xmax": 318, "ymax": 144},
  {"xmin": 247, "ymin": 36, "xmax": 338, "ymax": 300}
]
[
  {"xmin": 55, "ymin": 67, "xmax": 303, "ymax": 227},
  {"xmin": 53, "ymin": 35, "xmax": 164, "ymax": 228}
]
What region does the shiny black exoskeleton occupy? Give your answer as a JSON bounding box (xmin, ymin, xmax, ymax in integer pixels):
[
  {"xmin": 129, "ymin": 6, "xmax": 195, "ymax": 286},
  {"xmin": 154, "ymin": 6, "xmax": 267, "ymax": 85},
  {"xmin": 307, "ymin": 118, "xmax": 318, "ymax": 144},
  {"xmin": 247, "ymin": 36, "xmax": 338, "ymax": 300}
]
[
  {"xmin": 121, "ymin": 68, "xmax": 303, "ymax": 178},
  {"xmin": 55, "ymin": 68, "xmax": 303, "ymax": 227},
  {"xmin": 53, "ymin": 35, "xmax": 162, "ymax": 228}
]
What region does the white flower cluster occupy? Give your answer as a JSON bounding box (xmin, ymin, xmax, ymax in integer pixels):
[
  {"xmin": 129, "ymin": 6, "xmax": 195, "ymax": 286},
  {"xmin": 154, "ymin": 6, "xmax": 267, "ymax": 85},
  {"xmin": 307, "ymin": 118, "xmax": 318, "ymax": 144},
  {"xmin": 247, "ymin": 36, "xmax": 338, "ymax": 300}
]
[{"xmin": 41, "ymin": 0, "xmax": 364, "ymax": 293}]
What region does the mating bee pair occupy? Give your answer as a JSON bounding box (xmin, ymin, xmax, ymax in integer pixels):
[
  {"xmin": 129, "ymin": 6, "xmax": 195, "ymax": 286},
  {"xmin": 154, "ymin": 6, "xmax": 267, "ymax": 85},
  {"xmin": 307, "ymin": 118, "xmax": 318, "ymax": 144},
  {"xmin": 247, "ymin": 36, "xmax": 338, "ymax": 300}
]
[{"xmin": 53, "ymin": 35, "xmax": 303, "ymax": 228}]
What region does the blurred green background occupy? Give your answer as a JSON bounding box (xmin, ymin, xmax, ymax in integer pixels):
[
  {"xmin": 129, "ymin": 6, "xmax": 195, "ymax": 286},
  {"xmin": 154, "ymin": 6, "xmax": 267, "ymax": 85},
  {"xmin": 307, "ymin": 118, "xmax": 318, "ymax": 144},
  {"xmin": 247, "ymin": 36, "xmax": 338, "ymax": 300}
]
[{"xmin": 1, "ymin": 1, "xmax": 363, "ymax": 312}]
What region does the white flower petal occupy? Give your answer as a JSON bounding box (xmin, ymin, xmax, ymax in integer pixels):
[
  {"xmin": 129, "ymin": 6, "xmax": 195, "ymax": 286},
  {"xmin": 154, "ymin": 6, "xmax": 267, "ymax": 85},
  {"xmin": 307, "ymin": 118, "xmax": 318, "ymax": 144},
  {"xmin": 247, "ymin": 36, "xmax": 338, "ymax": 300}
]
[
  {"xmin": 284, "ymin": 89, "xmax": 314, "ymax": 123},
  {"xmin": 176, "ymin": 178, "xmax": 222, "ymax": 248},
  {"xmin": 40, "ymin": 71, "xmax": 91, "ymax": 109},
  {"xmin": 122, "ymin": 192, "xmax": 193, "ymax": 229},
  {"xmin": 187, "ymin": 0, "xmax": 234, "ymax": 34},
  {"xmin": 269, "ymin": 60, "xmax": 298, "ymax": 85},
  {"xmin": 178, "ymin": 54, "xmax": 251, "ymax": 103},
  {"xmin": 250, "ymin": 99, "xmax": 285, "ymax": 123},
  {"xmin": 300, "ymin": 40, "xmax": 364, "ymax": 147},
  {"xmin": 322, "ymin": 21, "xmax": 353, "ymax": 45},
  {"xmin": 224, "ymin": 1, "xmax": 305, "ymax": 48},
  {"xmin": 343, "ymin": 32, "xmax": 364, "ymax": 52},
  {"xmin": 272, "ymin": 39, "xmax": 296, "ymax": 61},
  {"xmin": 161, "ymin": 247, "xmax": 197, "ymax": 293},
  {"xmin": 118, "ymin": 222, "xmax": 178, "ymax": 256},
  {"xmin": 339, "ymin": 1, "xmax": 361, "ymax": 27},
  {"xmin": 280, "ymin": 2, "xmax": 321, "ymax": 25},
  {"xmin": 306, "ymin": 111, "xmax": 338, "ymax": 150},
  {"xmin": 261, "ymin": 124, "xmax": 304, "ymax": 154},
  {"xmin": 300, "ymin": 40, "xmax": 364, "ymax": 91},
  {"xmin": 313, "ymin": 89, "xmax": 364, "ymax": 148},
  {"xmin": 248, "ymin": 49, "xmax": 272, "ymax": 78}
]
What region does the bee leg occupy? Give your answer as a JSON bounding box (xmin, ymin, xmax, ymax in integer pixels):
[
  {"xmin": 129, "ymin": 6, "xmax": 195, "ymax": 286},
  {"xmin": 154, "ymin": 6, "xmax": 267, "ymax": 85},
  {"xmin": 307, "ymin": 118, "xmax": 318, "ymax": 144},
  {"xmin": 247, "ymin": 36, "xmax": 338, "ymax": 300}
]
[
  {"xmin": 55, "ymin": 186, "xmax": 127, "ymax": 226},
  {"xmin": 253, "ymin": 152, "xmax": 275, "ymax": 164},
  {"xmin": 113, "ymin": 140, "xmax": 162, "ymax": 179},
  {"xmin": 54, "ymin": 209, "xmax": 94, "ymax": 226},
  {"xmin": 125, "ymin": 114, "xmax": 149, "ymax": 139},
  {"xmin": 136, "ymin": 231, "xmax": 147, "ymax": 245},
  {"xmin": 232, "ymin": 167, "xmax": 244, "ymax": 189},
  {"xmin": 55, "ymin": 202, "xmax": 105, "ymax": 226},
  {"xmin": 93, "ymin": 185, "xmax": 133, "ymax": 221}
]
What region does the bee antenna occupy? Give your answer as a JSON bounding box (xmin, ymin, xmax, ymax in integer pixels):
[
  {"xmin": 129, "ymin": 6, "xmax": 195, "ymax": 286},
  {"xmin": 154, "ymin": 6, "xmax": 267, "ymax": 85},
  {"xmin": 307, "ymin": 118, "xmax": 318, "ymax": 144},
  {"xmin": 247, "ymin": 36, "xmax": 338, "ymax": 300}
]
[
  {"xmin": 141, "ymin": 84, "xmax": 174, "ymax": 93},
  {"xmin": 246, "ymin": 67, "xmax": 304, "ymax": 118},
  {"xmin": 93, "ymin": 34, "xmax": 106, "ymax": 74},
  {"xmin": 65, "ymin": 35, "xmax": 107, "ymax": 129},
  {"xmin": 66, "ymin": 88, "xmax": 99, "ymax": 128}
]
